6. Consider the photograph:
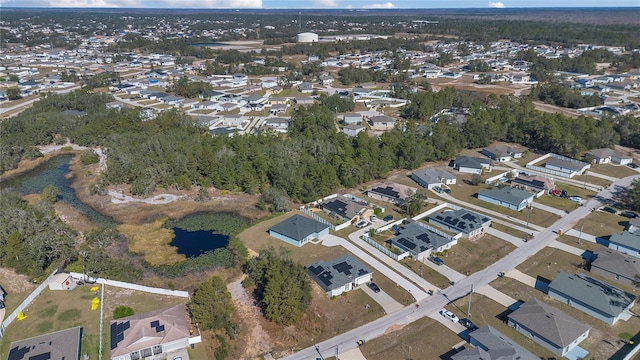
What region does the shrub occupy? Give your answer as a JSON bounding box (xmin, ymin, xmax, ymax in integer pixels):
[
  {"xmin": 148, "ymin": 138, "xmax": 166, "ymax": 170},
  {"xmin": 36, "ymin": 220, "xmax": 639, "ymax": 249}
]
[
  {"xmin": 113, "ymin": 306, "xmax": 134, "ymax": 319},
  {"xmin": 80, "ymin": 150, "xmax": 100, "ymax": 165}
]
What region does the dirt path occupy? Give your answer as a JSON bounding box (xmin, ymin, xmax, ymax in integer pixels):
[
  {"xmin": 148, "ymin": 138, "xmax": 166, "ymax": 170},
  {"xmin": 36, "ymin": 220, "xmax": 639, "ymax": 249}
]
[{"xmin": 228, "ymin": 277, "xmax": 273, "ymax": 359}]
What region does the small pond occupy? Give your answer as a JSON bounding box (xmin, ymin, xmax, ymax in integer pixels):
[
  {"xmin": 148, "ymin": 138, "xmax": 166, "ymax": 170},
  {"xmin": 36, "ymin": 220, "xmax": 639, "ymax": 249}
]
[
  {"xmin": 170, "ymin": 227, "xmax": 229, "ymax": 258},
  {"xmin": 0, "ymin": 154, "xmax": 115, "ymax": 225}
]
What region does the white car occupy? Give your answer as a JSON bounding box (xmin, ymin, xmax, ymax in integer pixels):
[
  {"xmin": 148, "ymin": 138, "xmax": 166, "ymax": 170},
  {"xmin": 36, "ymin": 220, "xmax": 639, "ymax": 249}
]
[
  {"xmin": 568, "ymin": 196, "xmax": 584, "ymax": 204},
  {"xmin": 355, "ymin": 220, "xmax": 369, "ymax": 228},
  {"xmin": 439, "ymin": 309, "xmax": 459, "ymax": 323}
]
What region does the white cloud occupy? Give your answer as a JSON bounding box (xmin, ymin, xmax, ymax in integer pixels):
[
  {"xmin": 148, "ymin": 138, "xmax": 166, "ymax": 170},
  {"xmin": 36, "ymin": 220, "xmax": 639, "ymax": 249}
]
[
  {"xmin": 152, "ymin": 0, "xmax": 261, "ymax": 7},
  {"xmin": 363, "ymin": 1, "xmax": 394, "ymax": 8},
  {"xmin": 488, "ymin": 1, "xmax": 505, "ymax": 8},
  {"xmin": 0, "ymin": 0, "xmax": 139, "ymax": 6},
  {"xmin": 312, "ymin": 0, "xmax": 337, "ymax": 6}
]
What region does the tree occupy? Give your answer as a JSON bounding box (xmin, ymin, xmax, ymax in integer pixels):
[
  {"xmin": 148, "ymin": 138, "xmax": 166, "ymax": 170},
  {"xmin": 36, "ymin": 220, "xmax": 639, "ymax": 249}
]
[
  {"xmin": 41, "ymin": 185, "xmax": 60, "ymax": 203},
  {"xmin": 402, "ymin": 190, "xmax": 427, "ymax": 217},
  {"xmin": 189, "ymin": 276, "xmax": 234, "ymax": 331},
  {"xmin": 468, "ymin": 174, "xmax": 485, "ymax": 186},
  {"xmin": 7, "ymin": 88, "xmax": 21, "ymax": 100}
]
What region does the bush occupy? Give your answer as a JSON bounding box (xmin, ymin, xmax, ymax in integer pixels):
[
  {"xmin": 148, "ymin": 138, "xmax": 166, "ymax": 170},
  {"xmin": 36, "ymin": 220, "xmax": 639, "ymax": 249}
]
[
  {"xmin": 113, "ymin": 306, "xmax": 134, "ymax": 319},
  {"xmin": 80, "ymin": 150, "xmax": 100, "ymax": 165}
]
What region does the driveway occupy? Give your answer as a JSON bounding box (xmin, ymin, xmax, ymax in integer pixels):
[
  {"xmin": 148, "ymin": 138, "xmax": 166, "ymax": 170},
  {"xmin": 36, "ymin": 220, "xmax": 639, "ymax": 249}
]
[
  {"xmin": 548, "ymin": 240, "xmax": 586, "ymax": 257},
  {"xmin": 485, "ymin": 227, "xmax": 524, "ymax": 248},
  {"xmin": 475, "ymin": 285, "xmax": 518, "ymax": 308},
  {"xmin": 505, "ymin": 269, "xmax": 536, "ymax": 287},
  {"xmin": 428, "ymin": 310, "xmax": 467, "ymax": 333},
  {"xmin": 321, "ymin": 234, "xmax": 429, "ymax": 301},
  {"xmin": 530, "ymin": 202, "xmax": 568, "ymax": 217},
  {"xmin": 564, "ymin": 228, "xmax": 598, "ymax": 243},
  {"xmin": 360, "ymin": 285, "xmax": 404, "ymax": 314}
]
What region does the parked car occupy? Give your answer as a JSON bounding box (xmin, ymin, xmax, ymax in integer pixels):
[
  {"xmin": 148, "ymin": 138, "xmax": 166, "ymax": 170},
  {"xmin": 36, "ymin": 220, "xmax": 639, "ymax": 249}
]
[
  {"xmin": 621, "ymin": 211, "xmax": 638, "ymax": 218},
  {"xmin": 568, "ymin": 196, "xmax": 584, "ymax": 204},
  {"xmin": 433, "ymin": 186, "xmax": 443, "ymax": 193},
  {"xmin": 355, "ymin": 220, "xmax": 369, "ymax": 228},
  {"xmin": 459, "ymin": 318, "xmax": 478, "ymax": 331},
  {"xmin": 602, "ymin": 206, "xmax": 618, "ymax": 214},
  {"xmin": 439, "ymin": 309, "xmax": 459, "ymax": 323},
  {"xmin": 370, "ymin": 215, "xmax": 377, "ymax": 222},
  {"xmin": 628, "ymin": 163, "xmax": 638, "ymax": 169},
  {"xmin": 429, "ymin": 256, "xmax": 444, "ymax": 266},
  {"xmin": 367, "ymin": 282, "xmax": 381, "ymax": 293},
  {"xmin": 383, "ymin": 215, "xmax": 394, "ymax": 222},
  {"xmin": 443, "ymin": 188, "xmax": 451, "ymax": 194}
]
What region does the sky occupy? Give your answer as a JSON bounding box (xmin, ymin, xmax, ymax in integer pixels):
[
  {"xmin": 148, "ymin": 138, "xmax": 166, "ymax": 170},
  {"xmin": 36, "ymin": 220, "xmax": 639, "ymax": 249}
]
[{"xmin": 0, "ymin": 0, "xmax": 638, "ymax": 9}]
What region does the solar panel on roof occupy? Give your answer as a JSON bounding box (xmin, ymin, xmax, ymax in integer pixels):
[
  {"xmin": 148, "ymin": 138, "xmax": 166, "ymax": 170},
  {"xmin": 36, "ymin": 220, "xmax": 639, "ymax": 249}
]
[
  {"xmin": 357, "ymin": 269, "xmax": 369, "ymax": 276},
  {"xmin": 416, "ymin": 233, "xmax": 431, "ymax": 243},
  {"xmin": 372, "ymin": 186, "xmax": 400, "ymax": 198},
  {"xmin": 123, "ymin": 321, "xmax": 130, "ymax": 330},
  {"xmin": 8, "ymin": 346, "xmax": 30, "ymax": 360},
  {"xmin": 397, "ymin": 238, "xmax": 416, "ymax": 250},
  {"xmin": 156, "ymin": 325, "xmax": 165, "ymax": 332},
  {"xmin": 333, "ymin": 261, "xmax": 353, "ymax": 275},
  {"xmin": 30, "ymin": 353, "xmax": 51, "ymax": 360},
  {"xmin": 150, "ymin": 320, "xmax": 159, "ymax": 328},
  {"xmin": 307, "ymin": 265, "xmax": 325, "ymax": 276},
  {"xmin": 318, "ymin": 272, "xmax": 334, "ymax": 287}
]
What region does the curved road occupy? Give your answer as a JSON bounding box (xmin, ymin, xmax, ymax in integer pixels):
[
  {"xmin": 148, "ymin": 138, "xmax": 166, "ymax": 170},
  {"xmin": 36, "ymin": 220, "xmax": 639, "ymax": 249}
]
[{"xmin": 279, "ymin": 174, "xmax": 639, "ymax": 360}]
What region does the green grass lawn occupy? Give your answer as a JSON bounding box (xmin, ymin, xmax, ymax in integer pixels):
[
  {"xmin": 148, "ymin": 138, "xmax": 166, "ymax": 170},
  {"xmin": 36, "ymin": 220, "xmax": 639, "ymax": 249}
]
[
  {"xmin": 575, "ymin": 211, "xmax": 627, "ymax": 237},
  {"xmin": 589, "ymin": 163, "xmax": 639, "ymax": 179},
  {"xmin": 516, "ymin": 247, "xmax": 585, "ymax": 282}
]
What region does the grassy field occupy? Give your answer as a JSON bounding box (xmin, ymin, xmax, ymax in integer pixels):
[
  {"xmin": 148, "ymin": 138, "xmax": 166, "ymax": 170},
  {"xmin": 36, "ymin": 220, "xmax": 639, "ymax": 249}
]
[
  {"xmin": 555, "ymin": 182, "xmax": 597, "ymax": 201},
  {"xmin": 118, "ymin": 218, "xmax": 186, "ymax": 266},
  {"xmin": 443, "ymin": 234, "xmax": 517, "ymax": 276},
  {"xmin": 575, "ymin": 211, "xmax": 627, "ymax": 237},
  {"xmin": 572, "ymin": 173, "xmax": 612, "ymax": 188},
  {"xmin": 491, "ymin": 222, "xmax": 529, "ymax": 239},
  {"xmin": 360, "ymin": 317, "xmax": 463, "ymax": 360},
  {"xmin": 400, "ymin": 258, "xmax": 452, "ymax": 289},
  {"xmin": 556, "ymin": 234, "xmax": 603, "ymax": 252},
  {"xmin": 589, "ymin": 163, "xmax": 638, "ymax": 179},
  {"xmin": 535, "ymin": 194, "xmax": 581, "ymax": 212},
  {"xmin": 0, "ymin": 285, "xmax": 189, "ymax": 360},
  {"xmin": 490, "ymin": 277, "xmax": 640, "ymax": 360},
  {"xmin": 516, "ymin": 247, "xmax": 585, "ymax": 282}
]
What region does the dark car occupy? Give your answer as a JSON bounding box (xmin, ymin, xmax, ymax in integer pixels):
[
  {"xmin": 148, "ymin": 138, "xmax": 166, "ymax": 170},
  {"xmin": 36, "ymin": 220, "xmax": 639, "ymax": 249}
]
[
  {"xmin": 602, "ymin": 206, "xmax": 618, "ymax": 214},
  {"xmin": 628, "ymin": 163, "xmax": 638, "ymax": 169},
  {"xmin": 443, "ymin": 188, "xmax": 451, "ymax": 194},
  {"xmin": 429, "ymin": 256, "xmax": 444, "ymax": 266},
  {"xmin": 621, "ymin": 211, "xmax": 638, "ymax": 218},
  {"xmin": 459, "ymin": 318, "xmax": 478, "ymax": 331},
  {"xmin": 367, "ymin": 282, "xmax": 381, "ymax": 293},
  {"xmin": 383, "ymin": 215, "xmax": 394, "ymax": 222}
]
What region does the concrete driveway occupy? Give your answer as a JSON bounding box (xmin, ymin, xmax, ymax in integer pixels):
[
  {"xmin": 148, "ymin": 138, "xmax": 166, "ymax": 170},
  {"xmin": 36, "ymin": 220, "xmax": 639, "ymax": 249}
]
[
  {"xmin": 360, "ymin": 285, "xmax": 404, "ymax": 314},
  {"xmin": 475, "ymin": 285, "xmax": 518, "ymax": 308},
  {"xmin": 321, "ymin": 234, "xmax": 429, "ymax": 301},
  {"xmin": 486, "ymin": 227, "xmax": 524, "ymax": 248},
  {"xmin": 505, "ymin": 269, "xmax": 537, "ymax": 287},
  {"xmin": 548, "ymin": 240, "xmax": 586, "ymax": 257}
]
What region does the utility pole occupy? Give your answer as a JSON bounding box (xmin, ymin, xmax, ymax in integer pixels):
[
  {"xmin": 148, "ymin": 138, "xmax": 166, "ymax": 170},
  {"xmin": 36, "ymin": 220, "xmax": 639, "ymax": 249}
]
[
  {"xmin": 526, "ymin": 205, "xmax": 532, "ymax": 228},
  {"xmin": 467, "ymin": 283, "xmax": 474, "ymax": 317}
]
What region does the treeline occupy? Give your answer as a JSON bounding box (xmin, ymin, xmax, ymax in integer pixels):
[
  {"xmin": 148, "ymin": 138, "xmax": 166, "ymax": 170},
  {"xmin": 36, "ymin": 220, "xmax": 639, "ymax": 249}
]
[
  {"xmin": 2, "ymin": 90, "xmax": 636, "ymax": 205},
  {"xmin": 528, "ymin": 83, "xmax": 603, "ymax": 109}
]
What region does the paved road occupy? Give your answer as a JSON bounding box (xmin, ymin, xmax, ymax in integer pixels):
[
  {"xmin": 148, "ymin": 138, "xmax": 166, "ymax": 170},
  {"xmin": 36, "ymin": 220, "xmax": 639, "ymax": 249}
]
[
  {"xmin": 278, "ymin": 174, "xmax": 640, "ymax": 360},
  {"xmin": 0, "ymin": 85, "xmax": 80, "ymax": 117}
]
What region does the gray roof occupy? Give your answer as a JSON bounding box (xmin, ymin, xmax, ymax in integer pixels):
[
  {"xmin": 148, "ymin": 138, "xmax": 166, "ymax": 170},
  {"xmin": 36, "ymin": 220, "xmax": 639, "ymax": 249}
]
[
  {"xmin": 269, "ymin": 214, "xmax": 329, "ymax": 242},
  {"xmin": 483, "ymin": 145, "xmax": 523, "ymax": 157},
  {"xmin": 427, "ymin": 208, "xmax": 491, "ymax": 235},
  {"xmin": 591, "ymin": 247, "xmax": 640, "ymax": 280},
  {"xmin": 306, "ymin": 254, "xmax": 372, "ymax": 292},
  {"xmin": 8, "ymin": 327, "xmax": 82, "ymax": 360},
  {"xmin": 549, "ymin": 272, "xmax": 636, "ymax": 317},
  {"xmin": 453, "ymin": 325, "xmax": 538, "ymax": 360},
  {"xmin": 389, "ymin": 222, "xmax": 454, "ymax": 255},
  {"xmin": 478, "ymin": 187, "xmax": 533, "ymax": 207},
  {"xmin": 411, "ymin": 168, "xmax": 457, "ymax": 186},
  {"xmin": 321, "ymin": 196, "xmax": 368, "ymax": 219},
  {"xmin": 508, "ymin": 298, "xmax": 591, "ymax": 349},
  {"xmin": 368, "ymin": 115, "xmax": 395, "ymax": 124},
  {"xmin": 545, "ymin": 156, "xmax": 588, "ymax": 172},
  {"xmin": 454, "ymin": 156, "xmax": 491, "ymax": 169},
  {"xmin": 609, "ymin": 230, "xmax": 640, "ymax": 251}
]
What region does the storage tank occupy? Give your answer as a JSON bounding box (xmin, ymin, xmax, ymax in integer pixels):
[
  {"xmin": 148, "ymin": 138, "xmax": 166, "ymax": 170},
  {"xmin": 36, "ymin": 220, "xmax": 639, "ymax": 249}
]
[{"xmin": 297, "ymin": 32, "xmax": 318, "ymax": 43}]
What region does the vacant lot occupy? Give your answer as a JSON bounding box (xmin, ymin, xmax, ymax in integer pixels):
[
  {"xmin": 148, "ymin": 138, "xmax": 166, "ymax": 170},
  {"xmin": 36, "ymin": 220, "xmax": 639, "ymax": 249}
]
[
  {"xmin": 0, "ymin": 268, "xmax": 35, "ymax": 315},
  {"xmin": 556, "ymin": 234, "xmax": 602, "ymax": 252},
  {"xmin": 577, "ymin": 211, "xmax": 627, "ymax": 237},
  {"xmin": 443, "ymin": 234, "xmax": 517, "ymax": 276},
  {"xmin": 535, "ymin": 194, "xmax": 581, "ymax": 212},
  {"xmin": 589, "ymin": 163, "xmax": 638, "ymax": 179},
  {"xmin": 400, "ymin": 258, "xmax": 452, "ymax": 290},
  {"xmin": 516, "ymin": 247, "xmax": 585, "ymax": 282},
  {"xmin": 491, "ymin": 277, "xmax": 640, "ymax": 360},
  {"xmin": 361, "ymin": 317, "xmax": 462, "ymax": 360}
]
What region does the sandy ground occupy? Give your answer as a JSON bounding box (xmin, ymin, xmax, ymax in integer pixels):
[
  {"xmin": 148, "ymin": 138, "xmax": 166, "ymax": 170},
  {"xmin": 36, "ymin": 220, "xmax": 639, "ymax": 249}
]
[{"xmin": 228, "ymin": 277, "xmax": 273, "ymax": 359}]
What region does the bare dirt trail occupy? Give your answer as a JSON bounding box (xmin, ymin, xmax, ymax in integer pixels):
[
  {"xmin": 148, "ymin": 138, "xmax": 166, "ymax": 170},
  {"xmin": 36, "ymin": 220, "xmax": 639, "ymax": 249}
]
[{"xmin": 228, "ymin": 277, "xmax": 273, "ymax": 359}]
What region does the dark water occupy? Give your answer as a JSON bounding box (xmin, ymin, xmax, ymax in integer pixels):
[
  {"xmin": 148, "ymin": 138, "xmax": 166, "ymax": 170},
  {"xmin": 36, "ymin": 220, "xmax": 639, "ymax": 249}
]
[
  {"xmin": 0, "ymin": 154, "xmax": 115, "ymax": 225},
  {"xmin": 170, "ymin": 227, "xmax": 229, "ymax": 258}
]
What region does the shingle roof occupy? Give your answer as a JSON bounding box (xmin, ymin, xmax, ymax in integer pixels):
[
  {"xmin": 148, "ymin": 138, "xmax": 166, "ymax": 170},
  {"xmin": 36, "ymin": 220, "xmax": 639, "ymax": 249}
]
[
  {"xmin": 454, "ymin": 156, "xmax": 491, "ymax": 169},
  {"xmin": 306, "ymin": 254, "xmax": 372, "ymax": 292},
  {"xmin": 549, "ymin": 272, "xmax": 636, "ymax": 318},
  {"xmin": 478, "ymin": 187, "xmax": 533, "ymax": 207},
  {"xmin": 321, "ymin": 196, "xmax": 368, "ymax": 219},
  {"xmin": 591, "ymin": 247, "xmax": 640, "ymax": 281},
  {"xmin": 454, "ymin": 325, "xmax": 538, "ymax": 360},
  {"xmin": 508, "ymin": 298, "xmax": 591, "ymax": 349},
  {"xmin": 8, "ymin": 327, "xmax": 82, "ymax": 360},
  {"xmin": 609, "ymin": 230, "xmax": 640, "ymax": 252},
  {"xmin": 388, "ymin": 222, "xmax": 454, "ymax": 255},
  {"xmin": 411, "ymin": 169, "xmax": 456, "ymax": 186},
  {"xmin": 269, "ymin": 214, "xmax": 329, "ymax": 242},
  {"xmin": 427, "ymin": 208, "xmax": 491, "ymax": 235}
]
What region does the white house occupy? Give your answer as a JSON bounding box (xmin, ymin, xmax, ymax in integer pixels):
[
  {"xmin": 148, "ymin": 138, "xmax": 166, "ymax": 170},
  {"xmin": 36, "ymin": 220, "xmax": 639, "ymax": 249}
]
[{"xmin": 306, "ymin": 254, "xmax": 373, "ymax": 297}]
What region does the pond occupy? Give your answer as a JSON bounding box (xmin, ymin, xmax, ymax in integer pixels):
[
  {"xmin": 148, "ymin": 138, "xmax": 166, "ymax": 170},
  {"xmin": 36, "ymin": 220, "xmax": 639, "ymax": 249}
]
[
  {"xmin": 0, "ymin": 154, "xmax": 115, "ymax": 225},
  {"xmin": 170, "ymin": 227, "xmax": 229, "ymax": 258}
]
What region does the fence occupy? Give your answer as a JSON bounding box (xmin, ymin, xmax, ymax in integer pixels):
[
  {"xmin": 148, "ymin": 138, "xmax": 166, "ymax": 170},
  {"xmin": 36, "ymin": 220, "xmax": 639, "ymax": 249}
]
[
  {"xmin": 412, "ymin": 202, "xmax": 450, "ymax": 221},
  {"xmin": 68, "ymin": 272, "xmax": 189, "ymax": 298},
  {"xmin": 299, "ymin": 207, "xmax": 336, "ymax": 230},
  {"xmin": 0, "ymin": 269, "xmax": 59, "ymax": 338},
  {"xmin": 361, "ymin": 234, "xmax": 411, "ymax": 261}
]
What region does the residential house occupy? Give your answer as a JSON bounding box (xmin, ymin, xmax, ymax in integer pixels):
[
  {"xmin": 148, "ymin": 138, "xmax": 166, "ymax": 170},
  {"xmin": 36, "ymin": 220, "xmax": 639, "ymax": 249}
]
[
  {"xmin": 48, "ymin": 272, "xmax": 77, "ymax": 291},
  {"xmin": 306, "ymin": 254, "xmax": 373, "ymax": 297},
  {"xmin": 427, "ymin": 208, "xmax": 491, "ymax": 238},
  {"xmin": 548, "ymin": 272, "xmax": 636, "ymax": 325},
  {"xmin": 452, "ymin": 156, "xmax": 491, "ymax": 174},
  {"xmin": 319, "ymin": 75, "xmax": 334, "ymax": 86},
  {"xmin": 608, "ymin": 230, "xmax": 640, "ymax": 258},
  {"xmin": 232, "ymin": 73, "xmax": 248, "ymax": 85},
  {"xmin": 342, "ymin": 124, "xmax": 365, "ymax": 137},
  {"xmin": 388, "ymin": 222, "xmax": 458, "ymax": 261},
  {"xmin": 452, "ymin": 325, "xmax": 538, "ymax": 360},
  {"xmin": 511, "ymin": 174, "xmax": 555, "ymax": 197},
  {"xmin": 262, "ymin": 117, "xmax": 290, "ymax": 133},
  {"xmin": 268, "ymin": 97, "xmax": 289, "ymax": 106},
  {"xmin": 110, "ymin": 304, "xmax": 200, "ymax": 360},
  {"xmin": 268, "ymin": 214, "xmax": 330, "ymax": 247},
  {"xmin": 477, "ymin": 187, "xmax": 534, "ymax": 211},
  {"xmin": 410, "ymin": 169, "xmax": 457, "ymax": 189},
  {"xmin": 530, "ymin": 154, "xmax": 590, "ymax": 178},
  {"xmin": 201, "ymin": 90, "xmax": 225, "ymax": 101},
  {"xmin": 160, "ymin": 95, "xmax": 183, "ymax": 106},
  {"xmin": 590, "ymin": 247, "xmax": 640, "ymax": 288},
  {"xmin": 343, "ymin": 113, "xmax": 363, "ymax": 125},
  {"xmin": 220, "ymin": 114, "xmax": 244, "ymax": 127},
  {"xmin": 294, "ymin": 96, "xmax": 315, "ymax": 107},
  {"xmin": 508, "ymin": 298, "xmax": 591, "ymax": 358},
  {"xmin": 106, "ymin": 101, "xmax": 124, "ymax": 110},
  {"xmin": 297, "ymin": 82, "xmax": 314, "ymax": 93},
  {"xmin": 366, "ymin": 182, "xmax": 417, "ymax": 206},
  {"xmin": 367, "ymin": 115, "xmax": 396, "ymax": 130},
  {"xmin": 352, "ymin": 87, "xmax": 374, "ymax": 97},
  {"xmin": 585, "ymin": 148, "xmax": 633, "ymax": 165},
  {"xmin": 481, "ymin": 145, "xmax": 524, "ymax": 162},
  {"xmin": 8, "ymin": 327, "xmax": 82, "ymax": 360},
  {"xmin": 270, "ymin": 104, "xmax": 288, "ymax": 115},
  {"xmin": 320, "ymin": 195, "xmax": 372, "ymax": 222},
  {"xmin": 261, "ymin": 78, "xmax": 279, "ymax": 88}
]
